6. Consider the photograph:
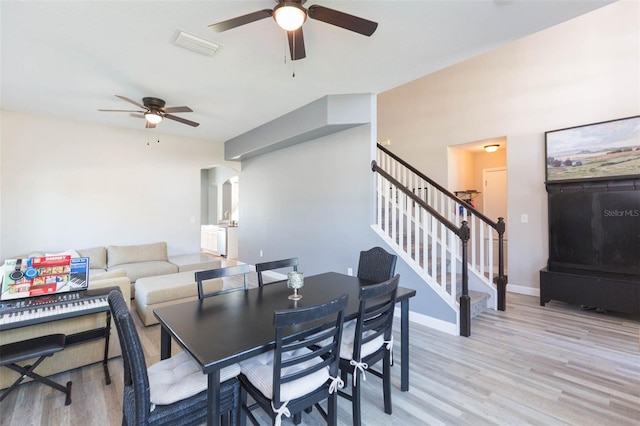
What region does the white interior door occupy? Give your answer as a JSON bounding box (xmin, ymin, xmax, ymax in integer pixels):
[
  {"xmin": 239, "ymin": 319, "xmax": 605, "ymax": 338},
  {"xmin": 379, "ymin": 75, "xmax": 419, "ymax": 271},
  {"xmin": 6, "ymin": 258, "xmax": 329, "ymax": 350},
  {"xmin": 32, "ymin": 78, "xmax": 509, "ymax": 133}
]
[
  {"xmin": 483, "ymin": 167, "xmax": 508, "ymax": 272},
  {"xmin": 483, "ymin": 168, "xmax": 507, "ymax": 225}
]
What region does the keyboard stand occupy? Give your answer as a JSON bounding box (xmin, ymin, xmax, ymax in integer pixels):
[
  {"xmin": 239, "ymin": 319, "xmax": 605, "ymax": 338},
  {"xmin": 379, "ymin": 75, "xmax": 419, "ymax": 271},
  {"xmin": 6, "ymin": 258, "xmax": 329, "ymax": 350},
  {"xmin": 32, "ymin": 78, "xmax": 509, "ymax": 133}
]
[{"xmin": 63, "ymin": 310, "xmax": 112, "ymax": 385}]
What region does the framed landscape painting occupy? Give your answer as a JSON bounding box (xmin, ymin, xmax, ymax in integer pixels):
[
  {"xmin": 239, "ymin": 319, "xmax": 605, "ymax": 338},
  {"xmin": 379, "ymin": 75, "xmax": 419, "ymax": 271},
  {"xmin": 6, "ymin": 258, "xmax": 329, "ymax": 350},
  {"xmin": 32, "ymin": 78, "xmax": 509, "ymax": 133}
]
[{"xmin": 545, "ymin": 115, "xmax": 640, "ymax": 182}]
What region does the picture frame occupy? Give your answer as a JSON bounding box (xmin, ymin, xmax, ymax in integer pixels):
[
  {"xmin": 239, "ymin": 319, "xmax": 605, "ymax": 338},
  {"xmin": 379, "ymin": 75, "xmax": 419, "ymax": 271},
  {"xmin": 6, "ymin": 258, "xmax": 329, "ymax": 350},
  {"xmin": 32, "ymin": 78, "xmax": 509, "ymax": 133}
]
[{"xmin": 545, "ymin": 115, "xmax": 640, "ymax": 183}]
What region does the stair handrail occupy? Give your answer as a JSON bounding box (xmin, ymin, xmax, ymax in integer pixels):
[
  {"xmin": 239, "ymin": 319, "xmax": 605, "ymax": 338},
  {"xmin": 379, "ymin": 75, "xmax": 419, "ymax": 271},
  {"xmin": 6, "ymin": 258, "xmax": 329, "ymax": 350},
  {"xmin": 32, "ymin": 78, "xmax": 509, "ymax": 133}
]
[
  {"xmin": 377, "ymin": 144, "xmax": 498, "ymax": 227},
  {"xmin": 377, "ymin": 143, "xmax": 507, "ymax": 311},
  {"xmin": 372, "ymin": 160, "xmax": 473, "ymax": 336},
  {"xmin": 372, "ymin": 160, "xmax": 459, "ymax": 234}
]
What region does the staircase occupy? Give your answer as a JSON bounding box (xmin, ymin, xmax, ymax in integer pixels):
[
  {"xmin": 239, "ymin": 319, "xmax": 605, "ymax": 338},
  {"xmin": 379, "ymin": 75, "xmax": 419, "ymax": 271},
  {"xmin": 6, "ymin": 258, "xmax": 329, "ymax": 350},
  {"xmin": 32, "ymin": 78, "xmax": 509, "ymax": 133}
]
[{"xmin": 371, "ymin": 144, "xmax": 507, "ymax": 336}]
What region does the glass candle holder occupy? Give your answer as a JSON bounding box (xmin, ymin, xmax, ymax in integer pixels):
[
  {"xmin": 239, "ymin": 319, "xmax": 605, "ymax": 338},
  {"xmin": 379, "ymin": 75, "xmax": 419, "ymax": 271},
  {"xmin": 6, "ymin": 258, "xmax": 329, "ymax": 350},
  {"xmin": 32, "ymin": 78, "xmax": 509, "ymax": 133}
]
[{"xmin": 287, "ymin": 271, "xmax": 304, "ymax": 300}]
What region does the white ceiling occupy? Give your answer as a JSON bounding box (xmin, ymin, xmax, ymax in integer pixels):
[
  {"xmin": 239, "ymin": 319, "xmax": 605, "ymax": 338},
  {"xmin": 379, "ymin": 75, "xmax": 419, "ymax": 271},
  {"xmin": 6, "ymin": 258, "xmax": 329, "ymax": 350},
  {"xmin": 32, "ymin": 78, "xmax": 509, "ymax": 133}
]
[{"xmin": 0, "ymin": 1, "xmax": 613, "ymax": 143}]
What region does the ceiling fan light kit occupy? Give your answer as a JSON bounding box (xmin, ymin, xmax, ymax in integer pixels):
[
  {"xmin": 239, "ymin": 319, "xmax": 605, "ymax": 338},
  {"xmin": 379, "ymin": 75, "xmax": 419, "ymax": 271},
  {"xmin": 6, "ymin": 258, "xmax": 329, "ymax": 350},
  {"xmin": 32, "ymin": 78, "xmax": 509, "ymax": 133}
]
[
  {"xmin": 98, "ymin": 95, "xmax": 200, "ymax": 128},
  {"xmin": 273, "ymin": 2, "xmax": 307, "ymax": 31},
  {"xmin": 99, "ymin": 2, "xmax": 378, "ymax": 128},
  {"xmin": 144, "ymin": 112, "xmax": 163, "ymax": 124},
  {"xmin": 208, "ymin": 0, "xmax": 378, "ymax": 61}
]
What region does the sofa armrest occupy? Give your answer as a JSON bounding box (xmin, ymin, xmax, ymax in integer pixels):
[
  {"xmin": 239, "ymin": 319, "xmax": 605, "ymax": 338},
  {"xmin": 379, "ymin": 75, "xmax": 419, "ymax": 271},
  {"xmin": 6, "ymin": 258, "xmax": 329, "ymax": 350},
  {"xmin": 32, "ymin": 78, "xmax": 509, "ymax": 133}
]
[{"xmin": 90, "ymin": 273, "xmax": 131, "ymax": 306}]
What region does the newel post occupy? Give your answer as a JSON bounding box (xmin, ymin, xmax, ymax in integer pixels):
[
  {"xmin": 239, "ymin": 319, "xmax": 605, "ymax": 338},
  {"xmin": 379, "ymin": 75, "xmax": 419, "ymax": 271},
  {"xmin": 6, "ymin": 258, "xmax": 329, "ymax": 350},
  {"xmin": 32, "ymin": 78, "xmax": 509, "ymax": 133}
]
[
  {"xmin": 496, "ymin": 217, "xmax": 507, "ymax": 311},
  {"xmin": 459, "ymin": 221, "xmax": 471, "ymax": 337}
]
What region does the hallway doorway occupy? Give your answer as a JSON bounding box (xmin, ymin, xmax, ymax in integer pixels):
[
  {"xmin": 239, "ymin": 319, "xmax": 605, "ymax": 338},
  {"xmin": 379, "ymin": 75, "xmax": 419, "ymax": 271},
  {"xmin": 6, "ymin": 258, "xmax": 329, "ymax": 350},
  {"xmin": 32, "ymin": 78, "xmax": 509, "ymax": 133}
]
[
  {"xmin": 447, "ymin": 137, "xmax": 508, "ymax": 273},
  {"xmin": 200, "ymin": 165, "xmax": 240, "ymax": 258}
]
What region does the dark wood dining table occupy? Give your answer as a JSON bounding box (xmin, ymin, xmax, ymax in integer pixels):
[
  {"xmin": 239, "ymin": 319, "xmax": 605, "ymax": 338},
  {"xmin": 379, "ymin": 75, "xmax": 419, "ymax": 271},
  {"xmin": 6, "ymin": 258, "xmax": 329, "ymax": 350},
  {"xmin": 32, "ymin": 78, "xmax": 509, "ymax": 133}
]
[{"xmin": 153, "ymin": 271, "xmax": 416, "ymax": 426}]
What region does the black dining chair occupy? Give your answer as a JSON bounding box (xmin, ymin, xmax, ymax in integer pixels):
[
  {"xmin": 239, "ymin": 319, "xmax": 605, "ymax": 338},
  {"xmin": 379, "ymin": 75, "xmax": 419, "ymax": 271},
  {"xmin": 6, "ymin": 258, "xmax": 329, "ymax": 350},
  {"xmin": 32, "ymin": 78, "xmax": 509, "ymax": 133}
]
[
  {"xmin": 337, "ymin": 275, "xmax": 399, "ymax": 426},
  {"xmin": 238, "ymin": 294, "xmax": 349, "ymax": 426},
  {"xmin": 107, "ymin": 290, "xmax": 241, "ymax": 426},
  {"xmin": 255, "ymin": 258, "xmax": 299, "ymax": 287},
  {"xmin": 195, "ymin": 264, "xmax": 251, "ymax": 299},
  {"xmin": 357, "ymin": 247, "xmax": 397, "ymax": 283}
]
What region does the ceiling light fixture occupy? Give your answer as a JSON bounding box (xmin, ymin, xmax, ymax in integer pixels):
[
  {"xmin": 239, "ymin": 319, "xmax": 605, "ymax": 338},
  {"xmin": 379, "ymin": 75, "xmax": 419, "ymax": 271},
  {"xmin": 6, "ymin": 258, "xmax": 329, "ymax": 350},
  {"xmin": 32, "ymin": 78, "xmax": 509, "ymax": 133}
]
[
  {"xmin": 273, "ymin": 2, "xmax": 307, "ymax": 31},
  {"xmin": 145, "ymin": 112, "xmax": 163, "ymax": 124},
  {"xmin": 484, "ymin": 144, "xmax": 499, "ymax": 153}
]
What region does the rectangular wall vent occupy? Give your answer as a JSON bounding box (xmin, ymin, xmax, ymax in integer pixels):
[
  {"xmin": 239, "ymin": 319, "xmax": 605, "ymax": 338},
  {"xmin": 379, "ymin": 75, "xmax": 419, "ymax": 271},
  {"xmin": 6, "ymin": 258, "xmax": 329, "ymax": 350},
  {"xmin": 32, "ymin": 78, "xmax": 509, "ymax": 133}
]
[{"xmin": 174, "ymin": 30, "xmax": 221, "ymax": 56}]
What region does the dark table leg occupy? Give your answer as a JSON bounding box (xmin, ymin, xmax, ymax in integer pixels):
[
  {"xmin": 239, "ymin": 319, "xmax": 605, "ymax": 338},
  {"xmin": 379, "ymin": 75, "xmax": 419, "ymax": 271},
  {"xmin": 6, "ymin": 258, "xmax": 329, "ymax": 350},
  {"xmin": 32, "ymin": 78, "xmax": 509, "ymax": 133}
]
[
  {"xmin": 160, "ymin": 326, "xmax": 171, "ymax": 360},
  {"xmin": 207, "ymin": 370, "xmax": 221, "ymax": 426},
  {"xmin": 401, "ymin": 298, "xmax": 410, "ymax": 392}
]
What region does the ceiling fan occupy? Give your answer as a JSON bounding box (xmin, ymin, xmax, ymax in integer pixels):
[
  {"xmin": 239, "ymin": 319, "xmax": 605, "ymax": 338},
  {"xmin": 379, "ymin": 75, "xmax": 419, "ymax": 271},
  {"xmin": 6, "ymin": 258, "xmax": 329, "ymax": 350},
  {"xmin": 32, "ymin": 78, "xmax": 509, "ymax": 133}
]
[
  {"xmin": 98, "ymin": 95, "xmax": 200, "ymax": 128},
  {"xmin": 208, "ymin": 0, "xmax": 378, "ymax": 61}
]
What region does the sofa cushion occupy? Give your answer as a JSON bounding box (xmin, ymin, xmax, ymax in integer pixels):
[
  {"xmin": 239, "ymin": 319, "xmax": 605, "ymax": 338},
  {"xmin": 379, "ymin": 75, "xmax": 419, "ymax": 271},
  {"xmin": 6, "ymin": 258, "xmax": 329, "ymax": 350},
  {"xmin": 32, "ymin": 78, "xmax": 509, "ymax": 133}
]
[
  {"xmin": 135, "ymin": 271, "xmax": 222, "ymax": 306},
  {"xmin": 112, "ymin": 261, "xmax": 178, "ymax": 283},
  {"xmin": 91, "ymin": 269, "xmax": 127, "ymax": 281},
  {"xmin": 77, "ymin": 246, "xmax": 107, "ymax": 270},
  {"xmin": 90, "ymin": 268, "xmax": 108, "ymax": 276},
  {"xmin": 168, "ymin": 254, "xmax": 221, "ymax": 273},
  {"xmin": 107, "ymin": 242, "xmax": 168, "ymax": 268}
]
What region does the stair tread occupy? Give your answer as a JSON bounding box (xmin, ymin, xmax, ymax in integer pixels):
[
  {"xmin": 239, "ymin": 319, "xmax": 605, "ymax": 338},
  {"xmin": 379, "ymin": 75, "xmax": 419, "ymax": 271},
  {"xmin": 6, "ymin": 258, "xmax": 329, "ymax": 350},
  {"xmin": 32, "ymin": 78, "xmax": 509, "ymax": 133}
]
[{"xmin": 468, "ymin": 290, "xmax": 490, "ymax": 300}]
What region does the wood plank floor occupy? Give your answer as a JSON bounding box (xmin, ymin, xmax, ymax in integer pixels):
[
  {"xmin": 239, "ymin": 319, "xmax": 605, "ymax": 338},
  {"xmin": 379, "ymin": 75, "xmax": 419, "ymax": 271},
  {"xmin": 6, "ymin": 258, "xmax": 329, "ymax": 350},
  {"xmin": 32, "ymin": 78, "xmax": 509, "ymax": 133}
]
[{"xmin": 1, "ymin": 286, "xmax": 638, "ymax": 425}]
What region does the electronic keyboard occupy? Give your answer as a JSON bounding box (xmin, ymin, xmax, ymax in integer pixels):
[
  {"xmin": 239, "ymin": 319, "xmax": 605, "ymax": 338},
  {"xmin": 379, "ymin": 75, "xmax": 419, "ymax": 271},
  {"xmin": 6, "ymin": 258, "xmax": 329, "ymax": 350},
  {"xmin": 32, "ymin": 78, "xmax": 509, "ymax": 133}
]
[{"xmin": 0, "ymin": 287, "xmax": 114, "ymax": 331}]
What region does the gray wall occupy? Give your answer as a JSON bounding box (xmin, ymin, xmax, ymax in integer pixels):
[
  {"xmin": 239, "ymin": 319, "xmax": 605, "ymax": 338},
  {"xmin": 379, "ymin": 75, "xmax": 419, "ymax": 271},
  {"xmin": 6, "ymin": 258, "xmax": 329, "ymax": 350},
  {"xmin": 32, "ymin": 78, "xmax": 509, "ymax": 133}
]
[{"xmin": 238, "ymin": 118, "xmax": 456, "ymax": 323}]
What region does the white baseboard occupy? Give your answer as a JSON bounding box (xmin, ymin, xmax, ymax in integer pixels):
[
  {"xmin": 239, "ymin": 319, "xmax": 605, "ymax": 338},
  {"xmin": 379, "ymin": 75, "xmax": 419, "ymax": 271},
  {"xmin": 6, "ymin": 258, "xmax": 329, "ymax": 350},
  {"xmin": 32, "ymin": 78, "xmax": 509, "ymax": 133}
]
[
  {"xmin": 507, "ymin": 284, "xmax": 539, "ymax": 297},
  {"xmin": 395, "ymin": 307, "xmax": 459, "ymax": 336}
]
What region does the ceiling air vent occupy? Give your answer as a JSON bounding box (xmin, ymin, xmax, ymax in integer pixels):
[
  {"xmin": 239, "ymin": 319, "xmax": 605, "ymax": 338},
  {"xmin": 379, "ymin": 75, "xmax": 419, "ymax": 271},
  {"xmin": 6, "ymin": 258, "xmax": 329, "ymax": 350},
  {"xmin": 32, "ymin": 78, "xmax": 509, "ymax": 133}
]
[{"xmin": 174, "ymin": 30, "xmax": 221, "ymax": 56}]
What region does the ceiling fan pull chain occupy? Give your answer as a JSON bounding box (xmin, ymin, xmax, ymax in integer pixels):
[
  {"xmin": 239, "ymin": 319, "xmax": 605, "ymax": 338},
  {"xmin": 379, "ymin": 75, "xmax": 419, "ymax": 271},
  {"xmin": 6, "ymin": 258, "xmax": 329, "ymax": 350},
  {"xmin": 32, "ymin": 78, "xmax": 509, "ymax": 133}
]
[
  {"xmin": 291, "ymin": 32, "xmax": 296, "ymax": 78},
  {"xmin": 284, "ymin": 32, "xmax": 288, "ymax": 64}
]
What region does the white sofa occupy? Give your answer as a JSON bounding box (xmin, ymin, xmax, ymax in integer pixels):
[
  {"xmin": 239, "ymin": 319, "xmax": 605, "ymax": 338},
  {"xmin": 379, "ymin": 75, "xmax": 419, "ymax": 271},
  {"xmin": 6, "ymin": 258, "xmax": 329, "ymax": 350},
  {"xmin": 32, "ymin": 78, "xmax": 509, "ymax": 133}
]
[{"xmin": 10, "ymin": 242, "xmax": 220, "ymax": 297}]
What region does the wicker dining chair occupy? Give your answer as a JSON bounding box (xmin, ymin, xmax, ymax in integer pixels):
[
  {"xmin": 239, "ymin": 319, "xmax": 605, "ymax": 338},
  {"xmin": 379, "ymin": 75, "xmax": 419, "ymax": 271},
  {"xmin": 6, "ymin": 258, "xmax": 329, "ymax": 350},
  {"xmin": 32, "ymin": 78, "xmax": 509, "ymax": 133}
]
[
  {"xmin": 108, "ymin": 290, "xmax": 240, "ymax": 426},
  {"xmin": 356, "ymin": 247, "xmax": 397, "ymax": 283}
]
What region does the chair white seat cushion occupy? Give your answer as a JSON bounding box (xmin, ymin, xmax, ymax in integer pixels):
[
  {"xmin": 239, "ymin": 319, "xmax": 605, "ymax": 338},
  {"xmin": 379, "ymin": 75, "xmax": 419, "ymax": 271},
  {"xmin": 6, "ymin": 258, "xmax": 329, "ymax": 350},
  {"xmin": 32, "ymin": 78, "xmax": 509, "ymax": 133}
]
[
  {"xmin": 338, "ymin": 320, "xmax": 385, "ymax": 360},
  {"xmin": 317, "ymin": 320, "xmax": 384, "ymax": 360},
  {"xmin": 148, "ymin": 351, "xmax": 240, "ymax": 407},
  {"xmin": 239, "ymin": 348, "xmax": 328, "ymax": 401}
]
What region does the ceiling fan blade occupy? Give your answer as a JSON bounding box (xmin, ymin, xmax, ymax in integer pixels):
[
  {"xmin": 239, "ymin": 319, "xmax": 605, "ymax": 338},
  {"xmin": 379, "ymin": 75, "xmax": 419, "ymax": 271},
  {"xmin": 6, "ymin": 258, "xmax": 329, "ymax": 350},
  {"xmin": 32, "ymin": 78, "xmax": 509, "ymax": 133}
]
[
  {"xmin": 162, "ymin": 106, "xmax": 193, "ymax": 113},
  {"xmin": 115, "ymin": 95, "xmax": 147, "ymax": 109},
  {"xmin": 164, "ymin": 114, "xmax": 200, "ymax": 127},
  {"xmin": 287, "ymin": 28, "xmax": 306, "ymax": 61},
  {"xmin": 98, "ymin": 109, "xmax": 144, "ymax": 113},
  {"xmin": 145, "ymin": 121, "xmax": 156, "ymax": 129},
  {"xmin": 208, "ymin": 9, "xmax": 273, "ymax": 32},
  {"xmin": 308, "ymin": 5, "xmax": 378, "ymax": 36}
]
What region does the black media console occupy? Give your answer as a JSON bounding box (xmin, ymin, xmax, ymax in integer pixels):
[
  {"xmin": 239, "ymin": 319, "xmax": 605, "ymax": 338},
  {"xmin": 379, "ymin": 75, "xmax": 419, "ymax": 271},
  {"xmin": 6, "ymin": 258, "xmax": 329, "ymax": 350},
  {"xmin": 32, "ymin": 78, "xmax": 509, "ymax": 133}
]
[
  {"xmin": 540, "ymin": 177, "xmax": 640, "ymax": 315},
  {"xmin": 540, "ymin": 267, "xmax": 639, "ymax": 315}
]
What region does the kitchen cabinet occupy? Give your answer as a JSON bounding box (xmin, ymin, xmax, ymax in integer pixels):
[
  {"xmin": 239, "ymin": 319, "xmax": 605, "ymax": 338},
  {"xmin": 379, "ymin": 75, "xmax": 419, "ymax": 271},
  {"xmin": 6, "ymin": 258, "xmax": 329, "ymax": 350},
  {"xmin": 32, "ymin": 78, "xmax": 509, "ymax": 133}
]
[
  {"xmin": 201, "ymin": 225, "xmax": 238, "ymax": 259},
  {"xmin": 201, "ymin": 225, "xmax": 218, "ymax": 254}
]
